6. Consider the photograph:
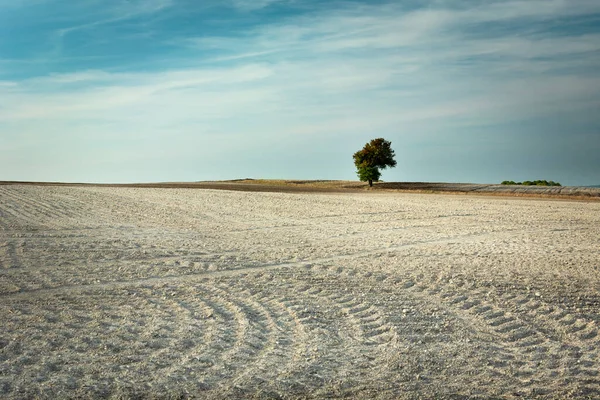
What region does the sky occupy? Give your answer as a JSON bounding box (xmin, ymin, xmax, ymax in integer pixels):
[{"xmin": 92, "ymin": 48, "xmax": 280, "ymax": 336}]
[{"xmin": 1, "ymin": 0, "xmax": 599, "ymax": 185}]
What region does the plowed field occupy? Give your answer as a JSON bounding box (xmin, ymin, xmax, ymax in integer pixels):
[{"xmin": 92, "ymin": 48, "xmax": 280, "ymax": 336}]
[{"xmin": 1, "ymin": 185, "xmax": 599, "ymax": 398}]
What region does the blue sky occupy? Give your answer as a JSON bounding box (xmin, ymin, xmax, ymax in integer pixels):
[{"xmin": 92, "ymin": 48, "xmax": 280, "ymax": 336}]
[{"xmin": 1, "ymin": 0, "xmax": 599, "ymax": 185}]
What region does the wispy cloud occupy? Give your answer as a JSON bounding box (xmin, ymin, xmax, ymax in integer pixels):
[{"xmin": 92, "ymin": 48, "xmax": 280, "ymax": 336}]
[
  {"xmin": 0, "ymin": 64, "xmax": 274, "ymax": 120},
  {"xmin": 230, "ymin": 0, "xmax": 285, "ymax": 11},
  {"xmin": 56, "ymin": 0, "xmax": 173, "ymax": 36}
]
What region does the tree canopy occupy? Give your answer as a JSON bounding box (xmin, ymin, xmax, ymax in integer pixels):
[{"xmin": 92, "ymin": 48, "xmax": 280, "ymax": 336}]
[{"xmin": 353, "ymin": 138, "xmax": 397, "ymax": 187}]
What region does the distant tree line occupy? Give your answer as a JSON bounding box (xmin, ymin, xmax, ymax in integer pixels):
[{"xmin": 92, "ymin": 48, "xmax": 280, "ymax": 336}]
[{"xmin": 501, "ymin": 180, "xmax": 561, "ymax": 186}]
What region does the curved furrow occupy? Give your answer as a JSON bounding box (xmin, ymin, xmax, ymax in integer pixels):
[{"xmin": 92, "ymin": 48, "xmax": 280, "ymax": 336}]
[
  {"xmin": 306, "ymin": 266, "xmax": 596, "ymax": 397},
  {"xmin": 508, "ymin": 293, "xmax": 600, "ymax": 344},
  {"xmin": 314, "ymin": 266, "xmax": 401, "ymax": 346},
  {"xmin": 143, "ymin": 291, "xmax": 224, "ymax": 362},
  {"xmin": 297, "ymin": 268, "xmax": 403, "ymax": 397},
  {"xmin": 212, "ymin": 283, "xmax": 314, "ymax": 398},
  {"xmin": 261, "ymin": 295, "xmax": 317, "ymax": 397},
  {"xmin": 207, "ymin": 283, "xmax": 284, "ymax": 394},
  {"xmin": 485, "ymin": 291, "xmax": 600, "ymax": 393},
  {"xmin": 141, "ymin": 290, "xmax": 254, "ymax": 395},
  {"xmin": 478, "ymin": 289, "xmax": 600, "ymax": 349},
  {"xmin": 408, "ymin": 282, "xmax": 561, "ymax": 396},
  {"xmin": 403, "ymin": 276, "xmax": 600, "ymax": 396},
  {"xmin": 168, "ymin": 277, "xmax": 339, "ymax": 397},
  {"xmin": 278, "ymin": 293, "xmax": 370, "ymax": 395},
  {"xmin": 106, "ymin": 285, "xmax": 235, "ymax": 388},
  {"xmin": 184, "ymin": 285, "xmax": 253, "ymax": 387},
  {"xmin": 0, "ymin": 288, "xmax": 218, "ymax": 398},
  {"xmin": 228, "ymin": 267, "xmax": 399, "ymax": 396},
  {"xmin": 160, "ymin": 296, "xmax": 219, "ymax": 375},
  {"xmin": 332, "ymin": 294, "xmax": 393, "ymax": 345},
  {"xmin": 304, "ymin": 266, "xmax": 495, "ymax": 397}
]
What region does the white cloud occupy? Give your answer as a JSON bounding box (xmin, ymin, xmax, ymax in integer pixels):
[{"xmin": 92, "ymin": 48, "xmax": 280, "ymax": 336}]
[{"xmin": 4, "ymin": 0, "xmax": 599, "ymax": 123}]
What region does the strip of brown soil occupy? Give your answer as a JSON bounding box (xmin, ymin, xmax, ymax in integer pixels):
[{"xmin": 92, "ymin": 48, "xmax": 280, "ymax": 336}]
[{"xmin": 1, "ymin": 179, "xmax": 598, "ymax": 201}]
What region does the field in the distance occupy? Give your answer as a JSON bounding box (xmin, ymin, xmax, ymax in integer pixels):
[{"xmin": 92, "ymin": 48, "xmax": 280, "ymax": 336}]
[
  {"xmin": 3, "ymin": 179, "xmax": 600, "ymax": 200},
  {"xmin": 1, "ymin": 184, "xmax": 600, "ymax": 398}
]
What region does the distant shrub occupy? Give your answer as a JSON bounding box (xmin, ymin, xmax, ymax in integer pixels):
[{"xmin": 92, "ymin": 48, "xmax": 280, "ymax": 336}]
[{"xmin": 501, "ymin": 180, "xmax": 561, "ymax": 187}]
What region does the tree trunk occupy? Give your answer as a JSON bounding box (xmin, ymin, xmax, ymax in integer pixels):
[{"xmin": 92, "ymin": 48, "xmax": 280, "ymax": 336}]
[{"xmin": 368, "ymin": 179, "xmax": 373, "ymax": 187}]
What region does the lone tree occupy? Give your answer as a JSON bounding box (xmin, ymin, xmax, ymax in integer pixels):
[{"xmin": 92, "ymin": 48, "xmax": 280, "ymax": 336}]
[{"xmin": 353, "ymin": 138, "xmax": 397, "ymax": 187}]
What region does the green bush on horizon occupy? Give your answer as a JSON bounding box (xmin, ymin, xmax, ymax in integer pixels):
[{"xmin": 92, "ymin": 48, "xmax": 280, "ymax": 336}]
[{"xmin": 501, "ymin": 180, "xmax": 561, "ymax": 187}]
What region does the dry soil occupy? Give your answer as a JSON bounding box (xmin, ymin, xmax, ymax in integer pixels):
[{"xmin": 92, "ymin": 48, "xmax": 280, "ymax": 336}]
[{"xmin": 1, "ymin": 184, "xmax": 599, "ymax": 399}]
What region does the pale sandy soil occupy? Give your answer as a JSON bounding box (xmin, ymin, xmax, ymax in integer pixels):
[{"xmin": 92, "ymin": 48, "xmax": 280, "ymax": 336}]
[{"xmin": 1, "ymin": 185, "xmax": 599, "ymax": 399}]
